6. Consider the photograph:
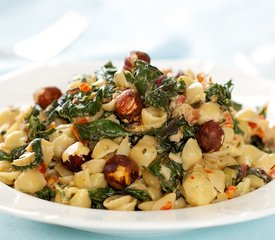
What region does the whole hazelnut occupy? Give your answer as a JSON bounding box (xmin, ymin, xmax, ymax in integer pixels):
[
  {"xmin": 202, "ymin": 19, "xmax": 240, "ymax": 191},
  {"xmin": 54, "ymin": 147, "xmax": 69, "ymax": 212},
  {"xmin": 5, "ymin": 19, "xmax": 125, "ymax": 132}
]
[
  {"xmin": 115, "ymin": 89, "xmax": 143, "ymax": 123},
  {"xmin": 104, "ymin": 155, "xmax": 139, "ymax": 190},
  {"xmin": 195, "ymin": 120, "xmax": 224, "ymax": 152},
  {"xmin": 33, "ymin": 86, "xmax": 62, "ymax": 109},
  {"xmin": 124, "ymin": 50, "xmax": 151, "ymax": 71},
  {"xmin": 62, "ymin": 142, "xmax": 90, "ymax": 172}
]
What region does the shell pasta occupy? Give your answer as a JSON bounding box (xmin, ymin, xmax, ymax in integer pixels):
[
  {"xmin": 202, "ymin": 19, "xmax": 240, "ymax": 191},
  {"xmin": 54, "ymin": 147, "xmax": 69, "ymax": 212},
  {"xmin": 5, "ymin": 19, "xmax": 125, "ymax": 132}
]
[{"xmin": 0, "ymin": 50, "xmax": 275, "ymax": 211}]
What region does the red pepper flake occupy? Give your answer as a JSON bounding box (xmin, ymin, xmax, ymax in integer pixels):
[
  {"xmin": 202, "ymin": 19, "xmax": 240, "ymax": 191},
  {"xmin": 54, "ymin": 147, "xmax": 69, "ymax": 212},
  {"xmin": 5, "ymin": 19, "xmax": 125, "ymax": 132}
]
[
  {"xmin": 36, "ymin": 162, "xmax": 47, "ymax": 174},
  {"xmin": 160, "ymin": 201, "xmax": 172, "ymax": 210},
  {"xmin": 79, "ymin": 82, "xmax": 92, "ymax": 93},
  {"xmin": 190, "ymin": 175, "xmax": 195, "ymax": 180}
]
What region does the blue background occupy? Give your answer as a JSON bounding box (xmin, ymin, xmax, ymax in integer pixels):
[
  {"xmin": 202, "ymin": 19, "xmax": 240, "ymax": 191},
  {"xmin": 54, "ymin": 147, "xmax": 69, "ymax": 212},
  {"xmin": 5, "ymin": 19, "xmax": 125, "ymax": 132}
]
[{"xmin": 0, "ymin": 0, "xmax": 275, "ymax": 239}]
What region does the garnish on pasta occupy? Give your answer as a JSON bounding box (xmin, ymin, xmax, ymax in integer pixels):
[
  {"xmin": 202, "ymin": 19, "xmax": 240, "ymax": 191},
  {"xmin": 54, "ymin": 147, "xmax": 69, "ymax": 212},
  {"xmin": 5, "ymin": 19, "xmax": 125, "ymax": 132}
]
[{"xmin": 0, "ymin": 50, "xmax": 275, "ymax": 211}]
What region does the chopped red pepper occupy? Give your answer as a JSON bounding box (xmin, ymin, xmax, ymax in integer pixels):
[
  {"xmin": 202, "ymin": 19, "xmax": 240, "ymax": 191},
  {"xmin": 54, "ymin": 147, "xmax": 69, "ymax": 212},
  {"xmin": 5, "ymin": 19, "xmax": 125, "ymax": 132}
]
[
  {"xmin": 36, "ymin": 162, "xmax": 47, "ymax": 174},
  {"xmin": 72, "ymin": 125, "xmax": 88, "ymax": 145},
  {"xmin": 223, "ymin": 112, "xmax": 233, "ymax": 128},
  {"xmin": 205, "ymin": 168, "xmax": 213, "ymax": 174},
  {"xmin": 160, "ymin": 201, "xmax": 172, "ymax": 210},
  {"xmin": 225, "ymin": 185, "xmax": 236, "ymax": 199},
  {"xmin": 248, "ymin": 121, "xmax": 257, "ymax": 129},
  {"xmin": 79, "ymin": 82, "xmax": 92, "ymax": 93}
]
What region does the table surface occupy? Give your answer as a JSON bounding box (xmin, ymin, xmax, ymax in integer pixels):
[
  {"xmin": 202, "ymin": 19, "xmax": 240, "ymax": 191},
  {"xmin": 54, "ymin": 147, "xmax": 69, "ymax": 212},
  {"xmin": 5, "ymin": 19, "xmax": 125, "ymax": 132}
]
[{"xmin": 1, "ymin": 0, "xmax": 275, "ymax": 239}]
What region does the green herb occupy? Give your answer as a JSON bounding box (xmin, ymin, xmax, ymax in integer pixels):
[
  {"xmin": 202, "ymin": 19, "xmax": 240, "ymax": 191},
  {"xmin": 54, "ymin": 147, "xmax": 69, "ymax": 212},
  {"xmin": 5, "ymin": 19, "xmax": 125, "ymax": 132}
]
[
  {"xmin": 232, "ymin": 101, "xmax": 242, "ymax": 111},
  {"xmin": 88, "ymin": 187, "xmax": 117, "ymax": 209},
  {"xmin": 148, "ymin": 156, "xmax": 184, "ymax": 195},
  {"xmin": 149, "ymin": 118, "xmax": 195, "ymax": 153},
  {"xmin": 123, "ymin": 188, "xmax": 151, "ymax": 202},
  {"xmin": 205, "ymin": 80, "xmax": 233, "ymax": 108},
  {"xmin": 34, "ymin": 186, "xmax": 56, "ymax": 201},
  {"xmin": 0, "ymin": 150, "xmax": 11, "ymax": 161},
  {"xmin": 75, "ymin": 119, "xmax": 127, "ymax": 141},
  {"xmin": 124, "ymin": 71, "xmax": 135, "ymax": 84},
  {"xmin": 44, "ymin": 99, "xmax": 59, "ymax": 122},
  {"xmin": 205, "ymin": 80, "xmax": 244, "ymax": 135},
  {"xmin": 12, "ymin": 138, "xmax": 44, "ymax": 170},
  {"xmin": 145, "ymin": 76, "xmax": 183, "ymax": 110},
  {"xmin": 57, "ymin": 88, "xmax": 103, "ymax": 122},
  {"xmin": 229, "ymin": 165, "xmax": 271, "ymax": 185},
  {"xmin": 133, "ymin": 60, "xmax": 163, "ymax": 95},
  {"xmin": 88, "ymin": 186, "xmax": 151, "ymax": 209},
  {"xmin": 26, "ymin": 105, "xmax": 55, "ymax": 140},
  {"xmin": 28, "ymin": 115, "xmax": 55, "ymax": 140},
  {"xmin": 95, "ymin": 62, "xmax": 117, "ymax": 99},
  {"xmin": 11, "ymin": 145, "xmax": 28, "ymax": 160},
  {"xmin": 247, "ymin": 167, "xmax": 272, "ymax": 183},
  {"xmin": 257, "ymin": 104, "xmax": 268, "ymax": 118},
  {"xmin": 233, "ymin": 119, "xmax": 244, "ymax": 136},
  {"xmin": 95, "ymin": 61, "xmax": 117, "ymax": 82}
]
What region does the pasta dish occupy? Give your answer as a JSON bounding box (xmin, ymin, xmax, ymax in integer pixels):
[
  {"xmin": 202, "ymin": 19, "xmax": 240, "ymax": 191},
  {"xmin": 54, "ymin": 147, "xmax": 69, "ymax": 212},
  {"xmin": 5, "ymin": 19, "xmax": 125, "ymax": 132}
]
[{"xmin": 0, "ymin": 51, "xmax": 274, "ymax": 211}]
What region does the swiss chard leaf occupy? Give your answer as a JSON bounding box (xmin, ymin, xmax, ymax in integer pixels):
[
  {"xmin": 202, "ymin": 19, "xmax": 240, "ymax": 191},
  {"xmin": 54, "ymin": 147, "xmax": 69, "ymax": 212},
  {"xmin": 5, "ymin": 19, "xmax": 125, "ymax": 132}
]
[
  {"xmin": 74, "ymin": 119, "xmax": 127, "ymax": 141},
  {"xmin": 11, "ymin": 145, "xmax": 28, "ymax": 160},
  {"xmin": 26, "ymin": 105, "xmax": 55, "ymax": 140},
  {"xmin": 0, "ymin": 150, "xmax": 11, "ymax": 161},
  {"xmin": 133, "ymin": 60, "xmax": 162, "ymax": 95},
  {"xmin": 145, "ymin": 76, "xmax": 178, "ymax": 110},
  {"xmin": 148, "ymin": 118, "xmax": 196, "ymax": 153},
  {"xmin": 122, "ymin": 188, "xmax": 151, "ymax": 202},
  {"xmin": 12, "ymin": 138, "xmax": 44, "ymax": 170},
  {"xmin": 88, "ymin": 187, "xmax": 117, "ymax": 209},
  {"xmin": 247, "ymin": 167, "xmax": 272, "ymax": 183},
  {"xmin": 205, "ymin": 80, "xmax": 233, "ymax": 108},
  {"xmin": 95, "ymin": 62, "xmax": 117, "ymax": 99},
  {"xmin": 34, "ymin": 186, "xmax": 56, "ymax": 201},
  {"xmin": 229, "ymin": 165, "xmax": 272, "ymax": 185},
  {"xmin": 27, "ymin": 115, "xmax": 52, "ymax": 140},
  {"xmin": 205, "ymin": 80, "xmax": 244, "ymax": 135},
  {"xmin": 88, "ymin": 186, "xmax": 151, "ymax": 209},
  {"xmin": 148, "ymin": 156, "xmax": 184, "ymax": 195},
  {"xmin": 233, "ymin": 119, "xmax": 244, "ymax": 136},
  {"xmin": 232, "ymin": 101, "xmax": 242, "ymax": 111},
  {"xmin": 95, "ymin": 61, "xmax": 117, "ymax": 82},
  {"xmin": 57, "ymin": 88, "xmax": 103, "ymax": 122}
]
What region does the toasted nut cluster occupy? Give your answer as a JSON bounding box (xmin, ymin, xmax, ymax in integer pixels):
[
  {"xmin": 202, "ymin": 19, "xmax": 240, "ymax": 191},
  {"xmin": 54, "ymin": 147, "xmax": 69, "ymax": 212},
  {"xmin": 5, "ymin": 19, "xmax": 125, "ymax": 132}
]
[
  {"xmin": 62, "ymin": 142, "xmax": 90, "ymax": 172},
  {"xmin": 195, "ymin": 120, "xmax": 224, "ymax": 152},
  {"xmin": 124, "ymin": 50, "xmax": 151, "ymax": 71},
  {"xmin": 33, "ymin": 86, "xmax": 62, "ymax": 109},
  {"xmin": 115, "ymin": 89, "xmax": 143, "ymax": 123},
  {"xmin": 104, "ymin": 154, "xmax": 139, "ymax": 190}
]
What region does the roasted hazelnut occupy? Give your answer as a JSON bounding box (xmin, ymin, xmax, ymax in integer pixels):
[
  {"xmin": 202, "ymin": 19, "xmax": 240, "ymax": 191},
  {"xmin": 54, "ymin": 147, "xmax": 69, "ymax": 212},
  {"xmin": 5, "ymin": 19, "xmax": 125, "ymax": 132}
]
[
  {"xmin": 33, "ymin": 86, "xmax": 62, "ymax": 109},
  {"xmin": 195, "ymin": 120, "xmax": 224, "ymax": 152},
  {"xmin": 62, "ymin": 142, "xmax": 90, "ymax": 172},
  {"xmin": 124, "ymin": 50, "xmax": 151, "ymax": 71},
  {"xmin": 115, "ymin": 89, "xmax": 143, "ymax": 123},
  {"xmin": 104, "ymin": 155, "xmax": 139, "ymax": 190}
]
